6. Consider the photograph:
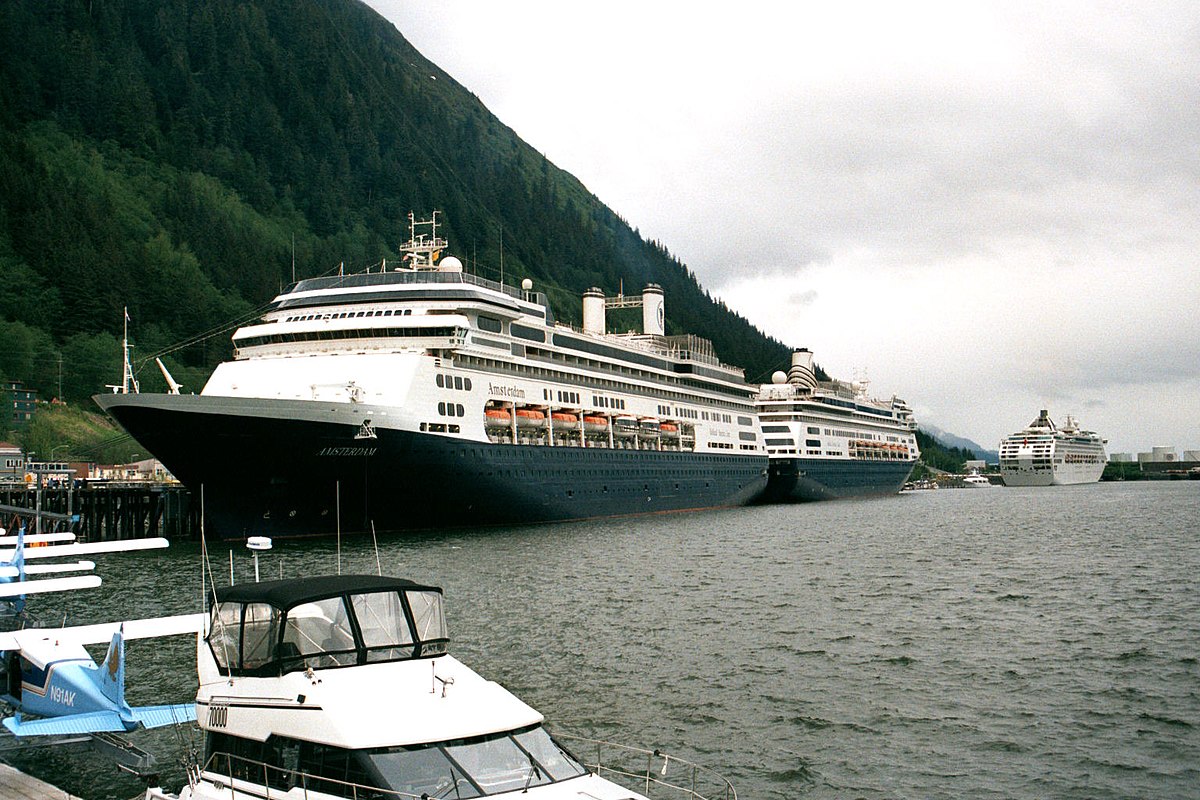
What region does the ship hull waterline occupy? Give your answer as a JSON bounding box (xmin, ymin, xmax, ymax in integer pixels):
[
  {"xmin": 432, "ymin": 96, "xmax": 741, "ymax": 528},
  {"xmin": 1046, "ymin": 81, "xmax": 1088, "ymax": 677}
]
[
  {"xmin": 95, "ymin": 394, "xmax": 769, "ymax": 539},
  {"xmin": 758, "ymin": 456, "xmax": 917, "ymax": 503}
]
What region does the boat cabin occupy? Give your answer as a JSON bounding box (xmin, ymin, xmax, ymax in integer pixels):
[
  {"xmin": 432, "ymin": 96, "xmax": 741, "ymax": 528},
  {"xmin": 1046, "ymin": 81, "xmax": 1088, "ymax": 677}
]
[{"xmin": 206, "ymin": 575, "xmax": 449, "ymax": 677}]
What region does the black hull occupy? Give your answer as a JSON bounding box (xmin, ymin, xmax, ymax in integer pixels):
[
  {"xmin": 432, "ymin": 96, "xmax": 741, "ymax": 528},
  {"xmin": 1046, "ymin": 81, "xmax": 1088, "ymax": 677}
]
[
  {"xmin": 758, "ymin": 457, "xmax": 915, "ymax": 503},
  {"xmin": 98, "ymin": 397, "xmax": 768, "ymax": 539}
]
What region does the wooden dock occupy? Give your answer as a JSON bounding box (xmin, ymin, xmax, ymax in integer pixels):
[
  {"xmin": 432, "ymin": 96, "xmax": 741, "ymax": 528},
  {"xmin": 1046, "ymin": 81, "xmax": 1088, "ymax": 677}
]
[
  {"xmin": 0, "ymin": 483, "xmax": 199, "ymax": 540},
  {"xmin": 0, "ymin": 763, "xmax": 83, "ymax": 799}
]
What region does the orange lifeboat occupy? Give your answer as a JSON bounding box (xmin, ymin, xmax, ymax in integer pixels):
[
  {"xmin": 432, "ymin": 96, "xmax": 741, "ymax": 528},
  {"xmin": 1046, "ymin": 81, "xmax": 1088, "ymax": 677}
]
[
  {"xmin": 660, "ymin": 422, "xmax": 680, "ymax": 437},
  {"xmin": 583, "ymin": 415, "xmax": 609, "ymax": 433},
  {"xmin": 515, "ymin": 408, "xmax": 546, "ymax": 428},
  {"xmin": 551, "ymin": 412, "xmax": 578, "ymax": 424},
  {"xmin": 484, "ymin": 408, "xmax": 511, "ymax": 427}
]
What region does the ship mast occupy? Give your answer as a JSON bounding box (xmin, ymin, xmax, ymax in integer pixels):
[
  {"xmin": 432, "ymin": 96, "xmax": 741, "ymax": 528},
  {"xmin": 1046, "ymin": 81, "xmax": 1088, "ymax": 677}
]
[{"xmin": 106, "ymin": 307, "xmax": 140, "ymax": 394}]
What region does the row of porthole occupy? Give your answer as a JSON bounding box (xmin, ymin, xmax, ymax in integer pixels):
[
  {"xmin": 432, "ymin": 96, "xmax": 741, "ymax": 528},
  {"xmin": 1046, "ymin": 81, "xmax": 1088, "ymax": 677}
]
[
  {"xmin": 437, "ymin": 402, "xmax": 465, "ymax": 417},
  {"xmin": 435, "ymin": 374, "xmax": 473, "ymax": 391}
]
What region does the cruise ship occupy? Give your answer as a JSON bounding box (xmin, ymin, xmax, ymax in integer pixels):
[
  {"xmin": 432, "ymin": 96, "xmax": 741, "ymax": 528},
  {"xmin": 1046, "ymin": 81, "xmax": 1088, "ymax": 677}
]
[
  {"xmin": 755, "ymin": 348, "xmax": 919, "ymax": 501},
  {"xmin": 95, "ymin": 214, "xmax": 768, "ymax": 538},
  {"xmin": 998, "ymin": 410, "xmax": 1107, "ymax": 486}
]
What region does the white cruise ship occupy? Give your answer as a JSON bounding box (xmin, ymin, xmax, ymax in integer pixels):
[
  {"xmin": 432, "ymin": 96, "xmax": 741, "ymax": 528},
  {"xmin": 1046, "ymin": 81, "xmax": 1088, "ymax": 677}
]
[
  {"xmin": 755, "ymin": 349, "xmax": 919, "ymax": 501},
  {"xmin": 998, "ymin": 410, "xmax": 1107, "ymax": 486},
  {"xmin": 95, "ymin": 214, "xmax": 768, "ymax": 538}
]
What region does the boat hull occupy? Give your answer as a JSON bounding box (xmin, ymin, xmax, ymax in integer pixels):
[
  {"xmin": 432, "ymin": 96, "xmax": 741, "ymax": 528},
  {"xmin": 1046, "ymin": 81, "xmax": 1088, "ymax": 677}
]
[
  {"xmin": 758, "ymin": 456, "xmax": 916, "ymax": 502},
  {"xmin": 95, "ymin": 394, "xmax": 768, "ymax": 539},
  {"xmin": 999, "ymin": 462, "xmax": 1105, "ymax": 486}
]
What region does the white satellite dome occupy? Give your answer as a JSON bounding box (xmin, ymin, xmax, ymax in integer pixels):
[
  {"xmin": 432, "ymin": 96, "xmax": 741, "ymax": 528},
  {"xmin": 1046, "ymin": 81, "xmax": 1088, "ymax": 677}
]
[
  {"xmin": 438, "ymin": 255, "xmax": 463, "ymax": 272},
  {"xmin": 771, "ymin": 370, "xmax": 788, "ymax": 385},
  {"xmin": 521, "ymin": 278, "xmax": 533, "ymax": 291}
]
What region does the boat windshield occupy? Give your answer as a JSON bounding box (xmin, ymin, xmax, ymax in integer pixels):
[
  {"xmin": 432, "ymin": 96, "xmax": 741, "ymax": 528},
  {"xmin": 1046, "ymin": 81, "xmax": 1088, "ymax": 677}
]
[
  {"xmin": 208, "ymin": 585, "xmax": 449, "ymax": 676},
  {"xmin": 364, "ymin": 726, "xmax": 587, "ymax": 798}
]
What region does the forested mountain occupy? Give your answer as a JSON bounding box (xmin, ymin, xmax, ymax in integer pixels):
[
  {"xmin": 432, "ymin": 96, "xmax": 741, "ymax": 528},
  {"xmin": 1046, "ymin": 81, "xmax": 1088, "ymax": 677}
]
[{"xmin": 0, "ymin": 0, "xmax": 796, "ymax": 416}]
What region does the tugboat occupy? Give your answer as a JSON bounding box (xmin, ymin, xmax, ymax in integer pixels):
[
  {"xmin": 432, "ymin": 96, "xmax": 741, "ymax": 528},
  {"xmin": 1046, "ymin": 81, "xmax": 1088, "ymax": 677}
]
[{"xmin": 144, "ymin": 573, "xmax": 737, "ymax": 799}]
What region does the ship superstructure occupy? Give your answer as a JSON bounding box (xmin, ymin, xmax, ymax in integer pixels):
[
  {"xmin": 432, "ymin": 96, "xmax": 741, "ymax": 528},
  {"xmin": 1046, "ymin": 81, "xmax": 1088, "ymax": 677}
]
[
  {"xmin": 755, "ymin": 349, "xmax": 919, "ymax": 501},
  {"xmin": 998, "ymin": 410, "xmax": 1107, "ymax": 486},
  {"xmin": 96, "ymin": 214, "xmax": 767, "ymax": 537}
]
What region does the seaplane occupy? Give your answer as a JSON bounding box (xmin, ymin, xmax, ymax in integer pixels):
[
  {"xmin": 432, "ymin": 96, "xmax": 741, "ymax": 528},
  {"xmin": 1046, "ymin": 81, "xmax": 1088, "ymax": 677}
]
[{"xmin": 0, "ymin": 508, "xmax": 203, "ymax": 770}]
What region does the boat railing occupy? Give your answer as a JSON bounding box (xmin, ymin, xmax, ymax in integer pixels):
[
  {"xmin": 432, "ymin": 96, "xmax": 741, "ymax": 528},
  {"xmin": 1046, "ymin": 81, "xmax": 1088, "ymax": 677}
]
[
  {"xmin": 555, "ymin": 733, "xmax": 737, "ymax": 800},
  {"xmin": 199, "ymin": 751, "xmax": 424, "ymax": 800}
]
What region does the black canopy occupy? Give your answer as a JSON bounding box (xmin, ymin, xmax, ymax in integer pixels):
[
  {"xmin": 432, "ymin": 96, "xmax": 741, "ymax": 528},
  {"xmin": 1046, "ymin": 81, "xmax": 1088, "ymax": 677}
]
[{"xmin": 213, "ymin": 574, "xmax": 441, "ymax": 610}]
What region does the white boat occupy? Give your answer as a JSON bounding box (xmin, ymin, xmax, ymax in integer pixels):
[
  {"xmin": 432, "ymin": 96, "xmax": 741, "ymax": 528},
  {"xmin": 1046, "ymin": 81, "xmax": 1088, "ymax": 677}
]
[
  {"xmin": 961, "ymin": 471, "xmax": 992, "ymax": 488},
  {"xmin": 755, "ymin": 349, "xmax": 920, "ymax": 501},
  {"xmin": 144, "ymin": 573, "xmax": 736, "ymax": 800},
  {"xmin": 998, "ymin": 410, "xmax": 1107, "ymax": 486}
]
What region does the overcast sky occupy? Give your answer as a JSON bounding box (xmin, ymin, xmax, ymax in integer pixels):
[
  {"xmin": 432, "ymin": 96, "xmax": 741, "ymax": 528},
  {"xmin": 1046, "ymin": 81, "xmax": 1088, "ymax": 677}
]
[{"xmin": 368, "ymin": 1, "xmax": 1200, "ymax": 456}]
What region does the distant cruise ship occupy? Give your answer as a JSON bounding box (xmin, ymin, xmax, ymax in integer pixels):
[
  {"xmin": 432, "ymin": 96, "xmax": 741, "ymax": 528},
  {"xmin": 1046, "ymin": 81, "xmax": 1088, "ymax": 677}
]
[
  {"xmin": 998, "ymin": 410, "xmax": 1107, "ymax": 486},
  {"xmin": 95, "ymin": 214, "xmax": 768, "ymax": 538},
  {"xmin": 755, "ymin": 348, "xmax": 919, "ymax": 501}
]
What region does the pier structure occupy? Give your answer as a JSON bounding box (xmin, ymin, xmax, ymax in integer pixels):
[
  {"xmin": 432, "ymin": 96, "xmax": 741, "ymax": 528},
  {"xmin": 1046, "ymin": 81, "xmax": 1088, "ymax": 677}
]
[
  {"xmin": 0, "ymin": 762, "xmax": 83, "ymax": 800},
  {"xmin": 0, "ymin": 483, "xmax": 198, "ymax": 540}
]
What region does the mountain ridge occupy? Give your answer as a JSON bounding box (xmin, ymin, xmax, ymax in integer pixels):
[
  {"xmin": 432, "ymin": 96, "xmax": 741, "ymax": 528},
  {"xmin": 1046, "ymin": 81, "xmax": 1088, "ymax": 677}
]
[{"xmin": 0, "ymin": 0, "xmax": 802, "ymax": 412}]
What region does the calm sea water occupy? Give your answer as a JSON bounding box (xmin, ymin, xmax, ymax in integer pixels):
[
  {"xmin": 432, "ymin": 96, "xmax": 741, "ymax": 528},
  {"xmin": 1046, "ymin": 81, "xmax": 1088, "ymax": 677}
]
[{"xmin": 6, "ymin": 480, "xmax": 1199, "ymax": 800}]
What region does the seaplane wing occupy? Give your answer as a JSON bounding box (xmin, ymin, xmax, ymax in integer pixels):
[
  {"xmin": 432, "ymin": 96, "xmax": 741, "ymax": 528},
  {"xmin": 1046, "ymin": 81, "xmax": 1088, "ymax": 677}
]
[
  {"xmin": 2, "ymin": 537, "xmax": 170, "ymax": 561},
  {"xmin": 0, "ymin": 532, "xmax": 76, "ymax": 545},
  {"xmin": 0, "ymin": 561, "xmax": 96, "ymax": 578},
  {"xmin": 0, "ymin": 575, "xmax": 103, "ymax": 599},
  {"xmin": 0, "ymin": 612, "xmax": 206, "ymax": 652}
]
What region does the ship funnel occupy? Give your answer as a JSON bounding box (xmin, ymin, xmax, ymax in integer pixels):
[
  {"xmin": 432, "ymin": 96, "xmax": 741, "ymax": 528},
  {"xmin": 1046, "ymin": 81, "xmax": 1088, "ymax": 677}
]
[
  {"xmin": 583, "ymin": 288, "xmax": 606, "ymax": 335},
  {"xmin": 787, "ymin": 348, "xmax": 818, "ymax": 390},
  {"xmin": 642, "ymin": 284, "xmax": 665, "ymax": 336}
]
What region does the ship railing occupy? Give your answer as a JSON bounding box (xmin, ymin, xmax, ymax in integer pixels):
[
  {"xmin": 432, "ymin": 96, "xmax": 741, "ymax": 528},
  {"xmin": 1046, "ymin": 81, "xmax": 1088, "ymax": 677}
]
[
  {"xmin": 555, "ymin": 733, "xmax": 737, "ymax": 800},
  {"xmin": 290, "ymin": 268, "xmax": 524, "ymax": 301}
]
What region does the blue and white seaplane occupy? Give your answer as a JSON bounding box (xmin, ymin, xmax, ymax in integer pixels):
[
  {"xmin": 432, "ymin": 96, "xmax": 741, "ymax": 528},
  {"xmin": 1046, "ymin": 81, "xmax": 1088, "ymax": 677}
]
[{"xmin": 0, "ymin": 514, "xmax": 203, "ymax": 743}]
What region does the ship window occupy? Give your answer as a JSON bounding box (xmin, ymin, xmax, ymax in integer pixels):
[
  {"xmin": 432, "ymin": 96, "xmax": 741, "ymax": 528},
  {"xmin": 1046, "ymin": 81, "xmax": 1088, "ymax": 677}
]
[
  {"xmin": 513, "ymin": 727, "xmax": 588, "ymax": 781},
  {"xmin": 352, "ymin": 591, "xmax": 414, "ymax": 662},
  {"xmin": 208, "ymin": 602, "xmax": 245, "ymax": 670},
  {"xmin": 368, "ymin": 746, "xmax": 480, "ymax": 799},
  {"xmin": 242, "ymin": 603, "xmax": 281, "ymax": 670},
  {"xmin": 406, "ymin": 590, "xmax": 448, "ymax": 645},
  {"xmin": 454, "ymin": 376, "xmax": 463, "ymax": 390},
  {"xmin": 446, "ymin": 736, "xmax": 548, "ymax": 794},
  {"xmin": 436, "ymin": 375, "xmax": 444, "ymax": 388},
  {"xmin": 282, "ymin": 596, "xmax": 357, "ymax": 668},
  {"xmin": 478, "ymin": 315, "xmax": 502, "ymax": 333}
]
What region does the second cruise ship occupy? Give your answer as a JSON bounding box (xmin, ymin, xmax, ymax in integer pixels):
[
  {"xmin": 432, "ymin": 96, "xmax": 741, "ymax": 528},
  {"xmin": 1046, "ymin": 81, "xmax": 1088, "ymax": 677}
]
[{"xmin": 755, "ymin": 348, "xmax": 919, "ymax": 501}]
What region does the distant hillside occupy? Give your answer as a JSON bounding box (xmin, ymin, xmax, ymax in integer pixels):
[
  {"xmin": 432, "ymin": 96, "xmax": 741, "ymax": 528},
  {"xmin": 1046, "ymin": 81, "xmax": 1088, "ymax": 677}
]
[
  {"xmin": 921, "ymin": 424, "xmax": 999, "ymax": 463},
  {"xmin": 914, "ymin": 430, "xmax": 978, "ymax": 474},
  {"xmin": 0, "ymin": 0, "xmax": 794, "ymax": 417}
]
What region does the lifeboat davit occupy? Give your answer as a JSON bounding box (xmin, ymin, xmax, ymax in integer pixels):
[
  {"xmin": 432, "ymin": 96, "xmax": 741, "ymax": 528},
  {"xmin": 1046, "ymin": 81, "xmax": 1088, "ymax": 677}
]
[
  {"xmin": 638, "ymin": 418, "xmax": 661, "ymax": 437},
  {"xmin": 613, "ymin": 415, "xmax": 638, "ymax": 437},
  {"xmin": 660, "ymin": 422, "xmax": 680, "ymax": 438}
]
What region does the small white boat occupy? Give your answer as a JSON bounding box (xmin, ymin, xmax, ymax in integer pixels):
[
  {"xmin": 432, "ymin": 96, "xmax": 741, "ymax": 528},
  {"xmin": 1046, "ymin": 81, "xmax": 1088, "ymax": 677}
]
[
  {"xmin": 145, "ymin": 573, "xmax": 736, "ymax": 800},
  {"xmin": 962, "ymin": 471, "xmax": 992, "ymax": 488}
]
